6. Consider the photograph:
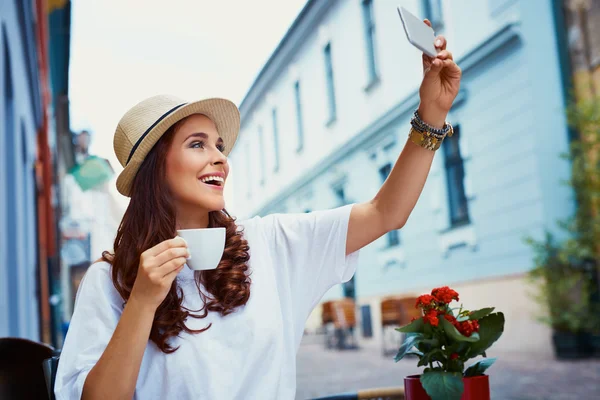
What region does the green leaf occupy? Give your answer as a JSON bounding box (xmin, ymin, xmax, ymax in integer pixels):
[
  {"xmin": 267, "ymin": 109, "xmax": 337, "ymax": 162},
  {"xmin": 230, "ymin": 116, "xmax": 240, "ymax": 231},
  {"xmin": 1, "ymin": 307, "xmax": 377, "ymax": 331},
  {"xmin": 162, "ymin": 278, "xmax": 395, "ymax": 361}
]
[
  {"xmin": 415, "ymin": 336, "xmax": 441, "ymax": 354},
  {"xmin": 418, "ymin": 348, "xmax": 445, "ymax": 367},
  {"xmin": 394, "ymin": 333, "xmax": 424, "ymax": 362},
  {"xmin": 396, "ymin": 317, "xmax": 424, "ymax": 333},
  {"xmin": 420, "ymin": 371, "xmax": 464, "ymax": 400},
  {"xmin": 406, "ymin": 350, "xmax": 424, "ymax": 357},
  {"xmin": 469, "ymin": 307, "xmax": 495, "ymax": 320},
  {"xmin": 440, "ymin": 318, "xmax": 480, "ymax": 342},
  {"xmin": 423, "ymin": 336, "xmax": 441, "ymax": 345},
  {"xmin": 464, "ymin": 357, "xmax": 497, "ymax": 377},
  {"xmin": 467, "ymin": 313, "xmax": 505, "ymax": 357},
  {"xmin": 417, "ymin": 341, "xmax": 431, "ymax": 354},
  {"xmin": 424, "ymin": 320, "xmax": 433, "ymax": 336},
  {"xmin": 446, "ymin": 340, "xmax": 470, "ymax": 356},
  {"xmin": 447, "ymin": 359, "xmax": 465, "ymax": 375}
]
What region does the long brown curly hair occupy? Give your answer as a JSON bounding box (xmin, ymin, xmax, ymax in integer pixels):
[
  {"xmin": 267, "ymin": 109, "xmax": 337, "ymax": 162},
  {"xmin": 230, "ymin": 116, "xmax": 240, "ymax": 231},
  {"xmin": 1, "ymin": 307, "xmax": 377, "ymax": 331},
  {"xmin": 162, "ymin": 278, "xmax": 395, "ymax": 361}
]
[{"xmin": 102, "ymin": 118, "xmax": 251, "ymax": 353}]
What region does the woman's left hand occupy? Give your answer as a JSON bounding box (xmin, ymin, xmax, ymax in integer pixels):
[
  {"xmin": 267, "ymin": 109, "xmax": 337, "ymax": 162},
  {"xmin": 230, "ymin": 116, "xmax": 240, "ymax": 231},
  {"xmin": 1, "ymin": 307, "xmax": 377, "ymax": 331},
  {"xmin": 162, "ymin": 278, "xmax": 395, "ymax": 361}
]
[{"xmin": 418, "ymin": 19, "xmax": 462, "ymax": 126}]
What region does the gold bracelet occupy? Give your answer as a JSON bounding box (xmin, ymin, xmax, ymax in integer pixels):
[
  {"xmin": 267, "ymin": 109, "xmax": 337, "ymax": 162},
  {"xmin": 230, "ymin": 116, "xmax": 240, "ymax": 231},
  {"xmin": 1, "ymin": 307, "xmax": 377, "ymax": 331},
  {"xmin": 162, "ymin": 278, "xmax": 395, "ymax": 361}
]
[{"xmin": 408, "ymin": 127, "xmax": 444, "ymax": 151}]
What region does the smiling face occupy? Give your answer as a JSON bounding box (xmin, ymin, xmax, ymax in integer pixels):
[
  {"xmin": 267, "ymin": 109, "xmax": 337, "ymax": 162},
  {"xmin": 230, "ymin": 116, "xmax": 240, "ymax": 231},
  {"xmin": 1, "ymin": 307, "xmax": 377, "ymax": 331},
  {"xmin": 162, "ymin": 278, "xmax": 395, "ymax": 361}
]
[{"xmin": 165, "ymin": 114, "xmax": 229, "ymax": 220}]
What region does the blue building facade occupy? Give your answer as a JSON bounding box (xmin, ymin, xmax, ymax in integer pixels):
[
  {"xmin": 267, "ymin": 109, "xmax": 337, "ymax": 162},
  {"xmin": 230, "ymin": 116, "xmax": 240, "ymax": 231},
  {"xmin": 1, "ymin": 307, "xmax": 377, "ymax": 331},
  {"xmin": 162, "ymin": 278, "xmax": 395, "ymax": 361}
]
[
  {"xmin": 230, "ymin": 0, "xmax": 573, "ymax": 356},
  {"xmin": 0, "ymin": 0, "xmax": 73, "ymax": 346},
  {"xmin": 1, "ymin": 0, "xmax": 44, "ymax": 342}
]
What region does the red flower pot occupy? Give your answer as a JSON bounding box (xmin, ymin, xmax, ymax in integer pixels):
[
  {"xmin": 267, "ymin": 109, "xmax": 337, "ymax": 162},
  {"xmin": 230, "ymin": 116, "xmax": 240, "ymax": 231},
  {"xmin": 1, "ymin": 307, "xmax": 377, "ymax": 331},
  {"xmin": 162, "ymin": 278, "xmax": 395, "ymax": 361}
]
[{"xmin": 404, "ymin": 374, "xmax": 490, "ymax": 400}]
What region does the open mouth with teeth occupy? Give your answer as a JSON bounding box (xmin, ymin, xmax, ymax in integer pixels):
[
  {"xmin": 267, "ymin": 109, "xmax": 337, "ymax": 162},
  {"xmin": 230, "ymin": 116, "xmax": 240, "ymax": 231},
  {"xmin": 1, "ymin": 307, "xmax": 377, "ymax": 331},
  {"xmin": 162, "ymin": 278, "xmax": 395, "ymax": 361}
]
[{"xmin": 199, "ymin": 175, "xmax": 225, "ymax": 188}]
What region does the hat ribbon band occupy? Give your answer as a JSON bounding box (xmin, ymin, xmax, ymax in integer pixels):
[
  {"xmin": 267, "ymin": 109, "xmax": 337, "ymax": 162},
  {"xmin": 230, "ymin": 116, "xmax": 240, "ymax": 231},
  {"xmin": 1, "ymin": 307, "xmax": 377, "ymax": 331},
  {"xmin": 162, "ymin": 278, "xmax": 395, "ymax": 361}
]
[{"xmin": 126, "ymin": 102, "xmax": 187, "ymax": 165}]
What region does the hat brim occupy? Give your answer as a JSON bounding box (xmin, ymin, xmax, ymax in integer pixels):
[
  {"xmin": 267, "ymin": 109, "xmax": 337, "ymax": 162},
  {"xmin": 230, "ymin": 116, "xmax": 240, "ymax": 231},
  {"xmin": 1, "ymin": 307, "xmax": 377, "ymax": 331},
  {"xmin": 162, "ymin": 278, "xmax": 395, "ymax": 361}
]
[{"xmin": 115, "ymin": 98, "xmax": 240, "ymax": 197}]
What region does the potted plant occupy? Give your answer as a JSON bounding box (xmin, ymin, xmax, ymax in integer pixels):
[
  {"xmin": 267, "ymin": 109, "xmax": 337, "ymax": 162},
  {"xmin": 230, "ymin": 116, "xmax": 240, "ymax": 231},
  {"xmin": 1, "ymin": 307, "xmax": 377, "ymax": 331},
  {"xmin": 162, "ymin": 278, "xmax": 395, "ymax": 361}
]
[
  {"xmin": 562, "ymin": 95, "xmax": 600, "ymax": 358},
  {"xmin": 524, "ymin": 95, "xmax": 600, "ymax": 359},
  {"xmin": 394, "ymin": 286, "xmax": 505, "ymax": 400},
  {"xmin": 525, "ymin": 234, "xmax": 597, "ymax": 359}
]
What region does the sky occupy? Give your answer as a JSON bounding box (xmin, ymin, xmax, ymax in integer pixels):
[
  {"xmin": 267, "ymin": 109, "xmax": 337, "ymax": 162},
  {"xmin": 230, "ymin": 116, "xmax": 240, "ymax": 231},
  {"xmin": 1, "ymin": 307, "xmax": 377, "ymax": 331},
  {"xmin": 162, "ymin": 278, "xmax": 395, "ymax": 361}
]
[{"xmin": 69, "ymin": 0, "xmax": 308, "ymax": 208}]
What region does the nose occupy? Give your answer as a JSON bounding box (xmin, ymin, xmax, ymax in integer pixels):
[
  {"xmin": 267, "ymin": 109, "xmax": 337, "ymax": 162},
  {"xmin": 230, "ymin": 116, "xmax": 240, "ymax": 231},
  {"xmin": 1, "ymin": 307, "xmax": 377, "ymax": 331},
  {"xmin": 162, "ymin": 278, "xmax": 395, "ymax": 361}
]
[{"xmin": 210, "ymin": 147, "xmax": 227, "ymax": 166}]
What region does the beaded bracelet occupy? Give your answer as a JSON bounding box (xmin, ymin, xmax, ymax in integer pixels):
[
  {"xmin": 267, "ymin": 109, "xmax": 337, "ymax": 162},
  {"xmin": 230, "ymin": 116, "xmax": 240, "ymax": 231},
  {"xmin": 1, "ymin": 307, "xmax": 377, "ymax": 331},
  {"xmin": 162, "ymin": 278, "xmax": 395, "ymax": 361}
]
[
  {"xmin": 410, "ymin": 122, "xmax": 446, "ymax": 140},
  {"xmin": 411, "ymin": 109, "xmax": 453, "ymax": 137},
  {"xmin": 408, "ymin": 109, "xmax": 453, "ymax": 151}
]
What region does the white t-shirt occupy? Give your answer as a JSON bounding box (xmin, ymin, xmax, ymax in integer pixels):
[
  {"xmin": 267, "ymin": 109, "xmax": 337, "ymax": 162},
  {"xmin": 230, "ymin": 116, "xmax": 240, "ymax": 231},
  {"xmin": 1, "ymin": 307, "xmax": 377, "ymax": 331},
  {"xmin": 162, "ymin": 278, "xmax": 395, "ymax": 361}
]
[{"xmin": 54, "ymin": 204, "xmax": 359, "ymax": 400}]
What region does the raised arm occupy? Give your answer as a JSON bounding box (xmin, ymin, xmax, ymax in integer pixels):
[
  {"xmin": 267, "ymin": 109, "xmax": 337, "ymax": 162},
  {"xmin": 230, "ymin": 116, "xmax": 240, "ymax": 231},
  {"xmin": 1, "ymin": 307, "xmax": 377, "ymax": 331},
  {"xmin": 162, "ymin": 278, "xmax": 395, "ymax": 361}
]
[{"xmin": 346, "ymin": 25, "xmax": 461, "ymax": 256}]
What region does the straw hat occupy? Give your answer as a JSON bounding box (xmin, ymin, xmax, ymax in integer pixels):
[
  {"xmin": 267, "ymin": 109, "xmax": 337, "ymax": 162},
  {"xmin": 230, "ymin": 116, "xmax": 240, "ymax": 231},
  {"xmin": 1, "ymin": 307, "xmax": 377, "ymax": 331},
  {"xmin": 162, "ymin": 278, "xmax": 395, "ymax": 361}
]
[{"xmin": 113, "ymin": 94, "xmax": 240, "ymax": 197}]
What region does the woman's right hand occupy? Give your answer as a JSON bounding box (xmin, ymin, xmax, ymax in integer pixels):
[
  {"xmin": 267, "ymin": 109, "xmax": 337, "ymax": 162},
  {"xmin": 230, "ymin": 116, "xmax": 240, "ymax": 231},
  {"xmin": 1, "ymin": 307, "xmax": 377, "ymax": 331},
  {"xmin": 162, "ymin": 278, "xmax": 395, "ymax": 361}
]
[{"xmin": 130, "ymin": 237, "xmax": 189, "ymax": 311}]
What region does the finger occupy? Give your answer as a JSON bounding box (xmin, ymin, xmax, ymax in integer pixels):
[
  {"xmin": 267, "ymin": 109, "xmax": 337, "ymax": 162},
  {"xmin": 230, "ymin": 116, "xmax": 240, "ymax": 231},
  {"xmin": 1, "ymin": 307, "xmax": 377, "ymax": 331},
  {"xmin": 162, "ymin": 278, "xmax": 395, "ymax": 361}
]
[
  {"xmin": 430, "ymin": 58, "xmax": 444, "ymax": 70},
  {"xmin": 424, "ymin": 58, "xmax": 444, "ymax": 77},
  {"xmin": 160, "ymin": 257, "xmax": 188, "ymax": 278},
  {"xmin": 442, "ymin": 59, "xmax": 462, "ymax": 75},
  {"xmin": 434, "ymin": 35, "xmax": 446, "ymax": 51},
  {"xmin": 145, "ymin": 237, "xmax": 187, "ymax": 257},
  {"xmin": 164, "ymin": 263, "xmax": 186, "ymax": 281},
  {"xmin": 436, "ymin": 50, "xmax": 453, "ymax": 61},
  {"xmin": 153, "ymin": 247, "xmax": 190, "ymax": 268},
  {"xmin": 423, "ymin": 19, "xmax": 432, "ymax": 28}
]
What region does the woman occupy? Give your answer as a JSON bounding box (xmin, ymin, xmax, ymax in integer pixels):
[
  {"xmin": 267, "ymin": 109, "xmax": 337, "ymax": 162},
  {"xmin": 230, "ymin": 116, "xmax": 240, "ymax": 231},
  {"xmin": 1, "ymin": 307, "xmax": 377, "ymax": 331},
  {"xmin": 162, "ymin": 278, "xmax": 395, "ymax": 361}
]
[{"xmin": 55, "ymin": 22, "xmax": 461, "ymax": 400}]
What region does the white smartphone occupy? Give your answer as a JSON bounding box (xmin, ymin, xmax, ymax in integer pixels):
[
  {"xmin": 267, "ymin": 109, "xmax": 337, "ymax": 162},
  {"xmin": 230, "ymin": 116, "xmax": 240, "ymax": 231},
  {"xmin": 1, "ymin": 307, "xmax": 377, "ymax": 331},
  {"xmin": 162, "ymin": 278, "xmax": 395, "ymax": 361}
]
[{"xmin": 397, "ymin": 6, "xmax": 438, "ymax": 58}]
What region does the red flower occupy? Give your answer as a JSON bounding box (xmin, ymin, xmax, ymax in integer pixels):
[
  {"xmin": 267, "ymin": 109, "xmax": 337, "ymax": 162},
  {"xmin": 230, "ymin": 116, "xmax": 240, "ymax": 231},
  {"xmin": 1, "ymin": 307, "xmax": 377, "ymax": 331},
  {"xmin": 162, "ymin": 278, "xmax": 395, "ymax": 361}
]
[
  {"xmin": 415, "ymin": 294, "xmax": 436, "ymax": 309},
  {"xmin": 450, "ymin": 353, "xmax": 459, "ymax": 360},
  {"xmin": 456, "ymin": 320, "xmax": 479, "ymax": 337},
  {"xmin": 423, "ymin": 309, "xmax": 439, "ymax": 326},
  {"xmin": 431, "ymin": 286, "xmax": 459, "ymax": 304}
]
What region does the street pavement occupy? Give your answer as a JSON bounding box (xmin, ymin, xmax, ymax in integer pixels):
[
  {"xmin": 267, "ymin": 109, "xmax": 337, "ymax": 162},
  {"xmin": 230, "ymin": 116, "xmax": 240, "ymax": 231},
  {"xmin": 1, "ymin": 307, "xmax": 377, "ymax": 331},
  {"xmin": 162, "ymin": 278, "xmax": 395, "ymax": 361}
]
[{"xmin": 296, "ymin": 334, "xmax": 600, "ymax": 400}]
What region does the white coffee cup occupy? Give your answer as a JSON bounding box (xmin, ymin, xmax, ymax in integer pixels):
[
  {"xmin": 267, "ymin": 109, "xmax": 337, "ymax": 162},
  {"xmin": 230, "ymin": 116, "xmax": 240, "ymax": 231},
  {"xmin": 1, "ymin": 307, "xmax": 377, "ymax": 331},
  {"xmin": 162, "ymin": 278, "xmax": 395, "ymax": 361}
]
[{"xmin": 176, "ymin": 227, "xmax": 225, "ymax": 271}]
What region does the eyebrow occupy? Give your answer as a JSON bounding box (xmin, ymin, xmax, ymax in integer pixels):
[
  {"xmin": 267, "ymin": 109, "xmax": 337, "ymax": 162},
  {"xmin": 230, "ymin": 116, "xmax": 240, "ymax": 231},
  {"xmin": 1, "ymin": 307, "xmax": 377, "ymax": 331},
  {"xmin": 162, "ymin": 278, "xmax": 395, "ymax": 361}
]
[{"xmin": 185, "ymin": 132, "xmax": 224, "ymax": 144}]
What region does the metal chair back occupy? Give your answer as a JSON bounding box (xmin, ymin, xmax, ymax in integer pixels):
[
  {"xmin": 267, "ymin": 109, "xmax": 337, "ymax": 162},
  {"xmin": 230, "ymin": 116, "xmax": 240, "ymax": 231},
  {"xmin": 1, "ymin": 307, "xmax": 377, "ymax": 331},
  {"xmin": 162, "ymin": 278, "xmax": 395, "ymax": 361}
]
[{"xmin": 0, "ymin": 337, "xmax": 56, "ymax": 400}]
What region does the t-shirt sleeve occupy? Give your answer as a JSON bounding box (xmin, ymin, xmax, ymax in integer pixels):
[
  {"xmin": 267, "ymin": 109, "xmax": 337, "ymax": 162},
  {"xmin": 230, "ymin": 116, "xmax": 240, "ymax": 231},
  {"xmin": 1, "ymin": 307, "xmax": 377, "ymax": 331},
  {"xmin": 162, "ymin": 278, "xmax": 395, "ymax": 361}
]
[
  {"xmin": 260, "ymin": 204, "xmax": 360, "ymax": 329},
  {"xmin": 54, "ymin": 262, "xmax": 123, "ymax": 400}
]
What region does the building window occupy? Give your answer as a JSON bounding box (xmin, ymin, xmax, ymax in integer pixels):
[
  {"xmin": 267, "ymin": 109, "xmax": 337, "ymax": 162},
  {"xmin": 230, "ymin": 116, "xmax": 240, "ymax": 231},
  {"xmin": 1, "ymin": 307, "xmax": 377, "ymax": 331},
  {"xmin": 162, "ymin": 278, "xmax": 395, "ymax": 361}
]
[
  {"xmin": 422, "ymin": 0, "xmax": 443, "ymax": 29},
  {"xmin": 258, "ymin": 126, "xmax": 265, "ymax": 185},
  {"xmin": 379, "ymin": 163, "xmax": 400, "ymax": 247},
  {"xmin": 361, "ymin": 0, "xmax": 378, "ymax": 84},
  {"xmin": 333, "ymin": 185, "xmax": 348, "ymax": 207},
  {"xmin": 21, "ymin": 120, "xmax": 28, "ymax": 165},
  {"xmin": 343, "ymin": 277, "xmax": 356, "ymax": 300},
  {"xmin": 332, "ymin": 179, "xmax": 356, "ymax": 298},
  {"xmin": 442, "ymin": 125, "xmax": 470, "ymax": 227},
  {"xmin": 333, "ymin": 183, "xmax": 356, "ymax": 299},
  {"xmin": 294, "ymin": 81, "xmax": 304, "ymax": 152},
  {"xmin": 271, "ymin": 108, "xmax": 280, "ymax": 172},
  {"xmin": 378, "ymin": 163, "xmax": 392, "ymax": 182},
  {"xmin": 323, "ymin": 43, "xmax": 337, "ymax": 124}
]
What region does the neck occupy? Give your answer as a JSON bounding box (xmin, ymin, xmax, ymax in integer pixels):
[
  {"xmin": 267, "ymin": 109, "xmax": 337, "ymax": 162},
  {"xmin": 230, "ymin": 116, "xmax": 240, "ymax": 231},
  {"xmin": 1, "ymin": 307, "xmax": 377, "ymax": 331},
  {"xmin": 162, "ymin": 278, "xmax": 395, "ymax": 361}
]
[{"xmin": 175, "ymin": 205, "xmax": 210, "ymax": 229}]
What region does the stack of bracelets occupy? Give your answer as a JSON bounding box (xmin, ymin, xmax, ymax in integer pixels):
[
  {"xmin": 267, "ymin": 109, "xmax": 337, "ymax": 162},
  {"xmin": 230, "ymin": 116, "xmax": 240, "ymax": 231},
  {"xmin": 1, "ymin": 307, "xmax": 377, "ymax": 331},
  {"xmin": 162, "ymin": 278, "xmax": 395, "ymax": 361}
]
[{"xmin": 408, "ymin": 109, "xmax": 454, "ymax": 151}]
